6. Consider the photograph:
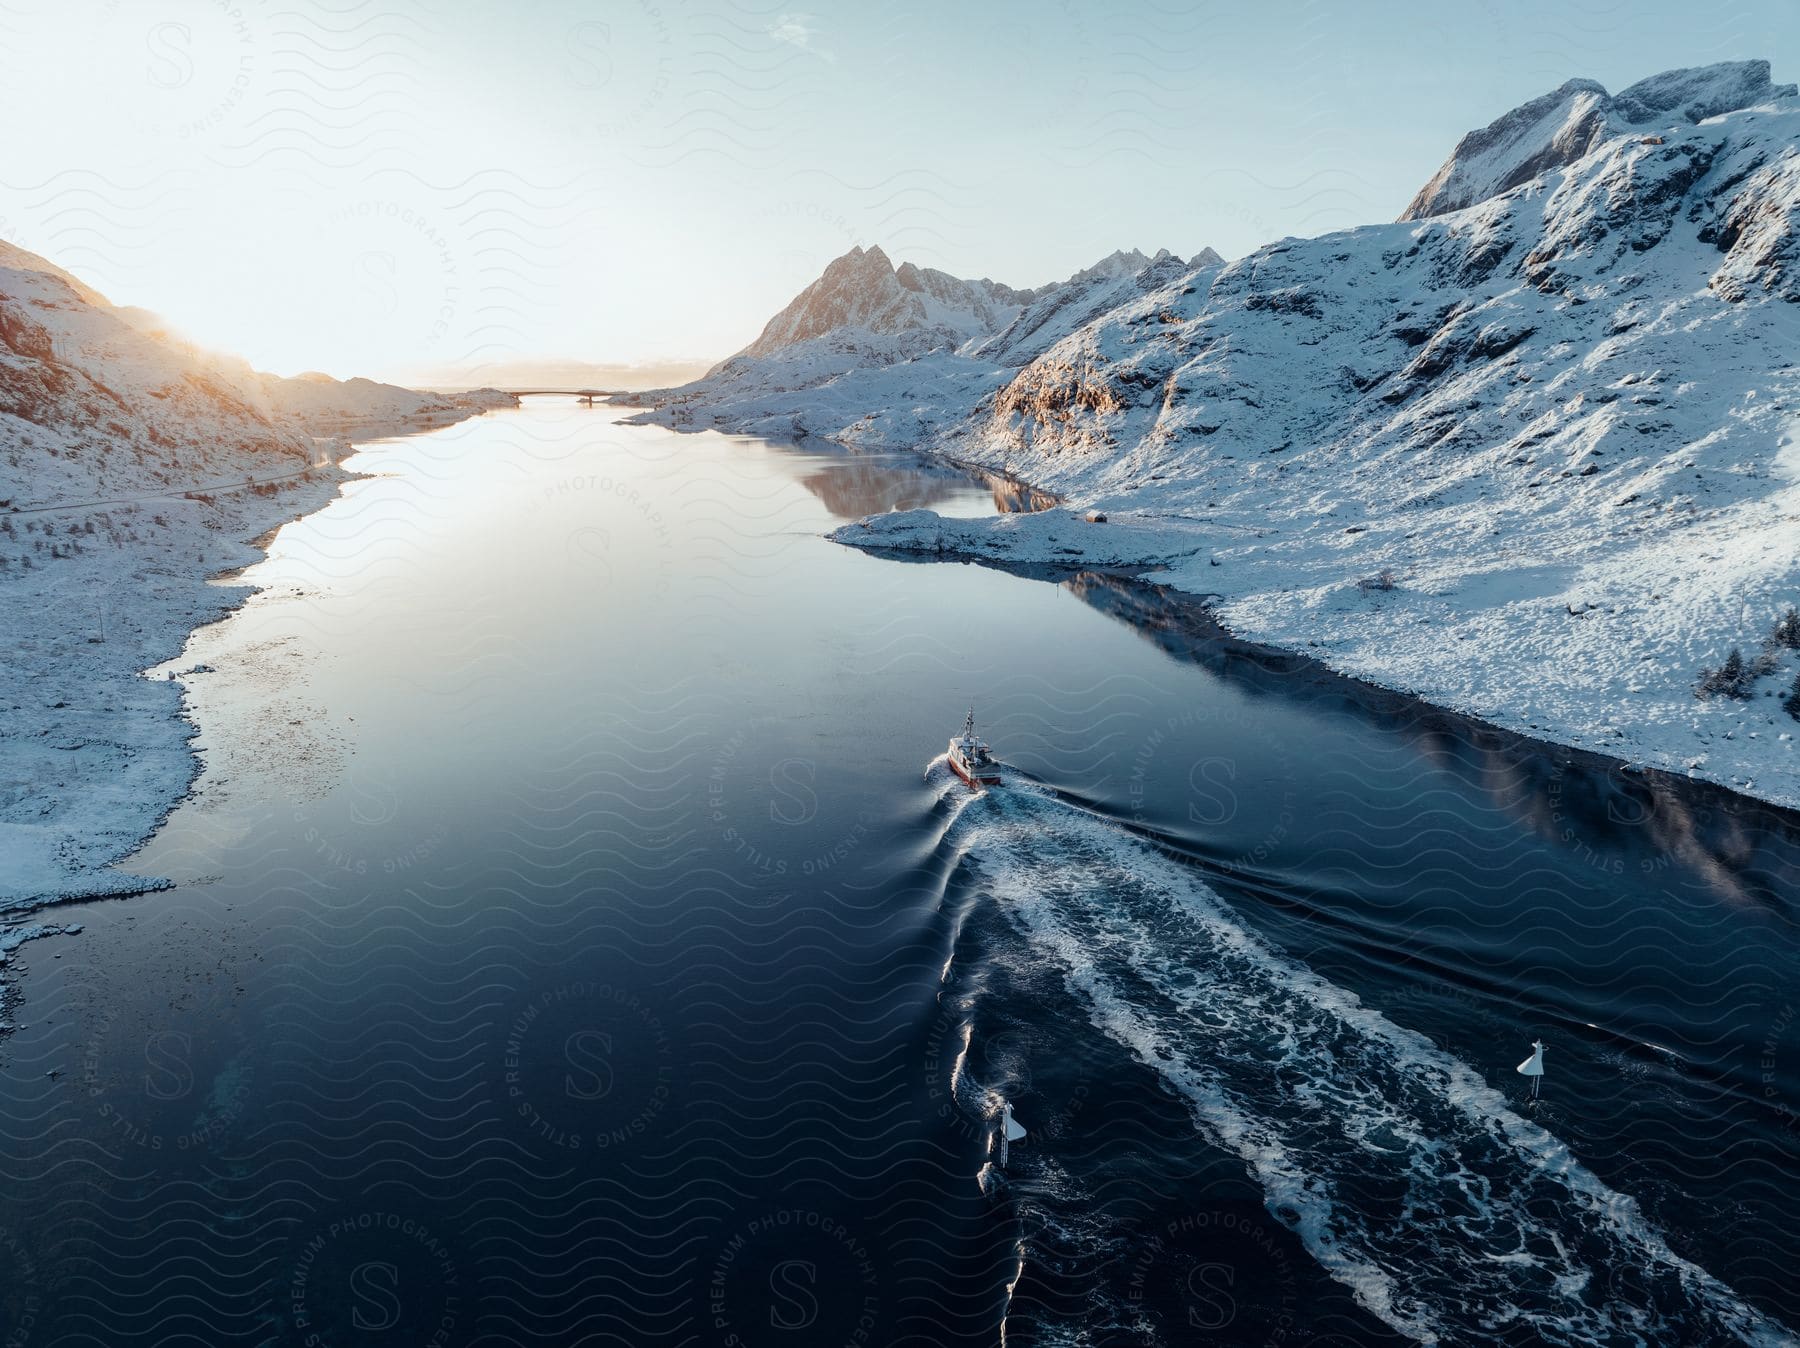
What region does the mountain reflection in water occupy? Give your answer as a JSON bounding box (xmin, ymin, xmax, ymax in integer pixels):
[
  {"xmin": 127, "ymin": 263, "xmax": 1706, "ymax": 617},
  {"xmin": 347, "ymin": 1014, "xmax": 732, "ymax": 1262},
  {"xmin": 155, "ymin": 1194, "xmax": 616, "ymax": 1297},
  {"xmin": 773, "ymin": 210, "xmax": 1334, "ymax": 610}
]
[
  {"xmin": 1065, "ymin": 570, "xmax": 1800, "ymax": 917},
  {"xmin": 793, "ymin": 447, "xmax": 1058, "ymax": 520}
]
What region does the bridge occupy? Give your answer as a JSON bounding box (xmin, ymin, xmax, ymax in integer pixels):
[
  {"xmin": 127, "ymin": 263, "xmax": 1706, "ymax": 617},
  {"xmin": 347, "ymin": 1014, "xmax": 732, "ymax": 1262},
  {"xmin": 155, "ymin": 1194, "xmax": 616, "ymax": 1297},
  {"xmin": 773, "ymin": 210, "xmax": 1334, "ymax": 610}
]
[{"xmin": 502, "ymin": 388, "xmax": 618, "ymax": 404}]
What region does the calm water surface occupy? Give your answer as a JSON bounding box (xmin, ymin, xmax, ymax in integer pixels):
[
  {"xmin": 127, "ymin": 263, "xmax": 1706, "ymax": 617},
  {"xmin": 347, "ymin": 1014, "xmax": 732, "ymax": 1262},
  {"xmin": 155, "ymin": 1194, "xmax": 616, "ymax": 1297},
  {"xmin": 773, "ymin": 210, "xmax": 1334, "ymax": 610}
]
[{"xmin": 1, "ymin": 399, "xmax": 1797, "ymax": 1347}]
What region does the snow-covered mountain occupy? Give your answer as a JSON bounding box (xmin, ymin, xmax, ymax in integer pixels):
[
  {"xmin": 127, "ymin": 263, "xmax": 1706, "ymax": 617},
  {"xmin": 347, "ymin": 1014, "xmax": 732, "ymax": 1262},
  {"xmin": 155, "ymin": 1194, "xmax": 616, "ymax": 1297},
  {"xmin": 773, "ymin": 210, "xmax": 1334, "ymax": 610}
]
[
  {"xmin": 95, "ymin": 301, "xmax": 515, "ymax": 429},
  {"xmin": 0, "ymin": 239, "xmax": 512, "ymax": 510},
  {"xmin": 638, "ymin": 64, "xmax": 1800, "ymax": 809},
  {"xmin": 738, "ymin": 244, "xmax": 1033, "ymax": 363},
  {"xmin": 1401, "ymin": 59, "xmax": 1795, "ymax": 220},
  {"xmin": 624, "ymin": 244, "xmax": 1203, "ymax": 444},
  {"xmin": 248, "ymin": 370, "xmax": 512, "ymax": 429},
  {"xmin": 1, "ymin": 241, "xmax": 317, "ymax": 507}
]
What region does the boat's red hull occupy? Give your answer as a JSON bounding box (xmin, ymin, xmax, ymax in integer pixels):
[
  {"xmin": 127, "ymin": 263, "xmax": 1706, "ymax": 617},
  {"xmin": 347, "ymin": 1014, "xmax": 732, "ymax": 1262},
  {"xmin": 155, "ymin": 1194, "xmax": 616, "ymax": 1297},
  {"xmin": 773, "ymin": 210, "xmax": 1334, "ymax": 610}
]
[{"xmin": 949, "ymin": 755, "xmax": 1001, "ymax": 788}]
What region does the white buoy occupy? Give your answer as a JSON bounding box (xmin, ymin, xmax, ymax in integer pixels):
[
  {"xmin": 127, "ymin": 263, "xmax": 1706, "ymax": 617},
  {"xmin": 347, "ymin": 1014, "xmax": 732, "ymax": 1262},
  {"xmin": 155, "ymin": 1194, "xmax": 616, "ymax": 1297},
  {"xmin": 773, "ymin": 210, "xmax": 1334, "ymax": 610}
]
[
  {"xmin": 1516, "ymin": 1039, "xmax": 1546, "ymax": 1101},
  {"xmin": 1002, "ymin": 1101, "xmax": 1027, "ymax": 1143}
]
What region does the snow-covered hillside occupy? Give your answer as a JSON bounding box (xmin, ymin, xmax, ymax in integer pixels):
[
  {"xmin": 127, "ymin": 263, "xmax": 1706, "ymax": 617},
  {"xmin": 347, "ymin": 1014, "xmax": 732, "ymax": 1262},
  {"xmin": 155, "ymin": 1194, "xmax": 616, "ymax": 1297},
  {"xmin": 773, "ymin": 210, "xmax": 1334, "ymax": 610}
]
[
  {"xmin": 83, "ymin": 295, "xmax": 517, "ymax": 432},
  {"xmin": 250, "ymin": 372, "xmax": 517, "ymax": 430},
  {"xmin": 0, "ymin": 241, "xmax": 513, "ymax": 517},
  {"xmin": 643, "ymin": 63, "xmax": 1800, "ymax": 810},
  {"xmin": 972, "ymin": 247, "xmax": 1207, "ymax": 365},
  {"xmin": 1402, "ymin": 60, "xmax": 1795, "ymax": 220},
  {"xmin": 0, "ymin": 239, "xmax": 505, "ymax": 920}
]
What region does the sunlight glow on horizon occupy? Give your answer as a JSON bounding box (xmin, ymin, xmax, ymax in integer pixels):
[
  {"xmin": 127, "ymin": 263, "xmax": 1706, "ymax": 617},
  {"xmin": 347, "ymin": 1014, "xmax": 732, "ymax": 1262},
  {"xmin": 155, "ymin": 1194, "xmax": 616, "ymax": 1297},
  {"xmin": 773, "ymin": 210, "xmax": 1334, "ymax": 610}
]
[{"xmin": 3, "ymin": 0, "xmax": 1797, "ymax": 384}]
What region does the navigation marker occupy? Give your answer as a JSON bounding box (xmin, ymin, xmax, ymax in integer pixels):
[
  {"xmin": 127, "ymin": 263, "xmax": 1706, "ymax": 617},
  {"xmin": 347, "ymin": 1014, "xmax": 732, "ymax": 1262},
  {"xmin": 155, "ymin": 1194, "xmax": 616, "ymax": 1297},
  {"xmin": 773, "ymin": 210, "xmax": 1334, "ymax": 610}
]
[{"xmin": 1517, "ymin": 1039, "xmax": 1547, "ymax": 1102}]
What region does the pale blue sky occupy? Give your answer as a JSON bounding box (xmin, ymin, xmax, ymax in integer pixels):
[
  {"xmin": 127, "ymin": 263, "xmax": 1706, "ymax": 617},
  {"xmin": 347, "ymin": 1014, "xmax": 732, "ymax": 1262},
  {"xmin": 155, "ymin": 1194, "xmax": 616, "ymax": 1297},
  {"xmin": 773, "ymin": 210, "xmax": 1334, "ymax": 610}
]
[{"xmin": 2, "ymin": 0, "xmax": 1794, "ymax": 380}]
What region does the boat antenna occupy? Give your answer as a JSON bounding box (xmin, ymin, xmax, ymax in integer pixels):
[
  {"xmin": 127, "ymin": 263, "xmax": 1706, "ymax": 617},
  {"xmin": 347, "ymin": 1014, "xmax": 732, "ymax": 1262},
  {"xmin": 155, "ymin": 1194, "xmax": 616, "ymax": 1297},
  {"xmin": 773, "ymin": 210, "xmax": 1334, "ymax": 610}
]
[
  {"xmin": 1516, "ymin": 1039, "xmax": 1546, "ymax": 1103},
  {"xmin": 964, "ymin": 706, "xmax": 976, "ymax": 739}
]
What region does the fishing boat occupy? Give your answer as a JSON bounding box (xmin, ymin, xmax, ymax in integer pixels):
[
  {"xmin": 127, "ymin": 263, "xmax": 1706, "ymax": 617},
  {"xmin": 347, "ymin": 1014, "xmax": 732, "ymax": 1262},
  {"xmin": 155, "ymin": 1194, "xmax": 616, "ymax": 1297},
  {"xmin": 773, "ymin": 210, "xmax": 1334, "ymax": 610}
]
[{"xmin": 948, "ymin": 709, "xmax": 1002, "ymax": 788}]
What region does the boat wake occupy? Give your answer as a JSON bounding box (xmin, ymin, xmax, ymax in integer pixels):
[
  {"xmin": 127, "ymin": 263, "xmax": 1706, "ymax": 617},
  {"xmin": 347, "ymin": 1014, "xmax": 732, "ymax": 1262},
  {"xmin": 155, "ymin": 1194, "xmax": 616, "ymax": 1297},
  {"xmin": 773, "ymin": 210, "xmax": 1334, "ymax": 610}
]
[{"xmin": 929, "ymin": 768, "xmax": 1795, "ymax": 1347}]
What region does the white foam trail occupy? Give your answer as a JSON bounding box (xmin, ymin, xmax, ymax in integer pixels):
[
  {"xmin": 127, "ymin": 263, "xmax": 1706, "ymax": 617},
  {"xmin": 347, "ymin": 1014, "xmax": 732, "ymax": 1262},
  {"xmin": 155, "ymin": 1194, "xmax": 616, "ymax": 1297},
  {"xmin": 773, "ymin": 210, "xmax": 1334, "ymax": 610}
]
[{"xmin": 935, "ymin": 769, "xmax": 1796, "ymax": 1348}]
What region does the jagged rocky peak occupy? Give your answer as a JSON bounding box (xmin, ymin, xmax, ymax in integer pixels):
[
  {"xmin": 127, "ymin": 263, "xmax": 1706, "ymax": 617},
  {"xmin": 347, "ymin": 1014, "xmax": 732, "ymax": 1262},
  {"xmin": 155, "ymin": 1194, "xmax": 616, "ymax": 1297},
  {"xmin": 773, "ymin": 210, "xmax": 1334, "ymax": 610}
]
[
  {"xmin": 742, "ymin": 244, "xmax": 996, "ymax": 358},
  {"xmin": 830, "ymin": 242, "xmax": 894, "ymax": 280},
  {"xmin": 893, "ymin": 258, "xmax": 1031, "ymax": 308},
  {"xmin": 1067, "ymin": 248, "xmax": 1162, "ymax": 284},
  {"xmin": 1402, "ymin": 60, "xmax": 1796, "ymax": 220},
  {"xmin": 1064, "ymin": 247, "xmax": 1214, "ymax": 285}
]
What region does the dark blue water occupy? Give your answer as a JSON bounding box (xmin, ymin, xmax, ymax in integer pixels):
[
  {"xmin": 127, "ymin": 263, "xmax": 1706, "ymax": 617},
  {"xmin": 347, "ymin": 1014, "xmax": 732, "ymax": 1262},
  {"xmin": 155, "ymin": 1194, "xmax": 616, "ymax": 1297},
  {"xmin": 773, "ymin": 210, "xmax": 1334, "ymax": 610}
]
[{"xmin": 1, "ymin": 401, "xmax": 1796, "ymax": 1347}]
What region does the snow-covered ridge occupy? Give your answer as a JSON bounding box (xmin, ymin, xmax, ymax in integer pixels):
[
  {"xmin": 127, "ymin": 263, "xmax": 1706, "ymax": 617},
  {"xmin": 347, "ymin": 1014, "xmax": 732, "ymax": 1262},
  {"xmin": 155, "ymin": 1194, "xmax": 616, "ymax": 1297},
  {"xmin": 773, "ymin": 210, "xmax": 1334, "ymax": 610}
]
[
  {"xmin": 0, "ymin": 239, "xmax": 509, "ymax": 917},
  {"xmin": 642, "ymin": 64, "xmax": 1800, "ymax": 810},
  {"xmin": 1401, "ymin": 59, "xmax": 1796, "ymax": 220}
]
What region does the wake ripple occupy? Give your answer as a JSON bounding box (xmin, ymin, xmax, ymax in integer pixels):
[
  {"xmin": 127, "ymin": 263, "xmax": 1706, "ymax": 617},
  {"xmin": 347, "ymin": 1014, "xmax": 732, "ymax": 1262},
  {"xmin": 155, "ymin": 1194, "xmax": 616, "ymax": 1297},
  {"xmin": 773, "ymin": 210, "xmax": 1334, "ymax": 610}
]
[{"xmin": 935, "ymin": 766, "xmax": 1797, "ymax": 1348}]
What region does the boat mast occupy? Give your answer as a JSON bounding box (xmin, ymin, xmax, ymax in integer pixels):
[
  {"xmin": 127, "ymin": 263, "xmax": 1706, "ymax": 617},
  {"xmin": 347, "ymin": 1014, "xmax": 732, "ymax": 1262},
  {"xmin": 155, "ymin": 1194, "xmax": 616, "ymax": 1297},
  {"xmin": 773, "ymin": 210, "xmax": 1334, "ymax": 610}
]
[{"xmin": 963, "ymin": 707, "xmax": 976, "ymax": 740}]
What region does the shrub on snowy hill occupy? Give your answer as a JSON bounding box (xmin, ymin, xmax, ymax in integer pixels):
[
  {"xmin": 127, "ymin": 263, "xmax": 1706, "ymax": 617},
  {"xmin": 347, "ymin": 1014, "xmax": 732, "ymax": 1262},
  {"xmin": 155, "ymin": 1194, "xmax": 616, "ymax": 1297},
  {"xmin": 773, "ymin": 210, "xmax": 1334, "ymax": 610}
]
[
  {"xmin": 1773, "ymin": 605, "xmax": 1800, "ymax": 649},
  {"xmin": 1697, "ymin": 648, "xmax": 1753, "ymax": 699}
]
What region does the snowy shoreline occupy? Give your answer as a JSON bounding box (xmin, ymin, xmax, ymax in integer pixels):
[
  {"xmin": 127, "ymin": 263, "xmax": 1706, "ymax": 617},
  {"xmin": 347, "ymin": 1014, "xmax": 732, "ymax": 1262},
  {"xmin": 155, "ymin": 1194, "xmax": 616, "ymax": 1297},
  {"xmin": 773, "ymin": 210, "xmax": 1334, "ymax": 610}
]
[
  {"xmin": 0, "ymin": 451, "xmax": 369, "ymax": 1023},
  {"xmin": 0, "ymin": 407, "xmax": 513, "ymax": 930},
  {"xmin": 830, "ymin": 505, "xmax": 1800, "ymax": 814},
  {"xmin": 1, "ymin": 452, "xmax": 355, "ymax": 921}
]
